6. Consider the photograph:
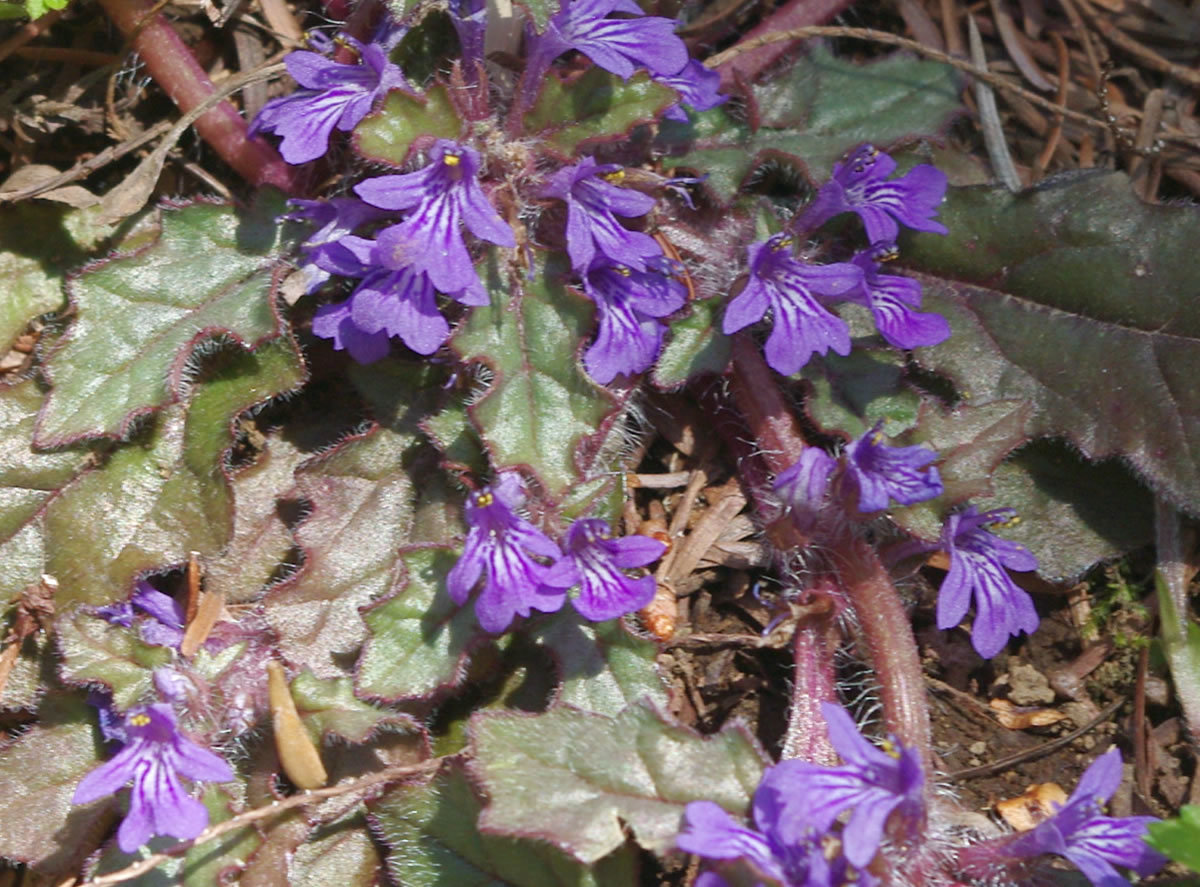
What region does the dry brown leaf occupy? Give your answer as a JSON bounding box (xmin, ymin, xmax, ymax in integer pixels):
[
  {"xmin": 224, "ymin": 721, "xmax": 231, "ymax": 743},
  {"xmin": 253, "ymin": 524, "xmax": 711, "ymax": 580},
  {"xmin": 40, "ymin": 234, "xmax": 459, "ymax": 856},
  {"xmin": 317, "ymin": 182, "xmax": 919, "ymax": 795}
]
[
  {"xmin": 989, "ymin": 697, "xmax": 1068, "ymax": 729},
  {"xmin": 996, "ymin": 781, "xmax": 1069, "ymax": 830}
]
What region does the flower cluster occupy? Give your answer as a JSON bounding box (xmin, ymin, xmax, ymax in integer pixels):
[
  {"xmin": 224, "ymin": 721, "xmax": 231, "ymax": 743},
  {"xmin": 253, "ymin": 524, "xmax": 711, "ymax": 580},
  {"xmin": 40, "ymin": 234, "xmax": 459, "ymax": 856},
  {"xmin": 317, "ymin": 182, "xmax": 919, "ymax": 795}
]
[
  {"xmin": 730, "ymin": 144, "xmax": 950, "ymax": 377},
  {"xmin": 73, "ymin": 699, "xmax": 233, "ymax": 853},
  {"xmin": 447, "ymin": 473, "xmax": 665, "ymax": 632},
  {"xmin": 678, "ymin": 703, "xmax": 923, "ymax": 884}
]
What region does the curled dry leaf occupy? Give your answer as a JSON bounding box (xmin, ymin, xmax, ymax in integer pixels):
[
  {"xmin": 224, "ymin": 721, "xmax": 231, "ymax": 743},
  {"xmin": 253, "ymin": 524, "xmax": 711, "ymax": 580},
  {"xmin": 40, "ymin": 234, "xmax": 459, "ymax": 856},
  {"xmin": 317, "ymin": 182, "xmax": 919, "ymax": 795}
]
[
  {"xmin": 988, "ymin": 698, "xmax": 1068, "ymax": 729},
  {"xmin": 996, "ymin": 781, "xmax": 1069, "ymax": 831}
]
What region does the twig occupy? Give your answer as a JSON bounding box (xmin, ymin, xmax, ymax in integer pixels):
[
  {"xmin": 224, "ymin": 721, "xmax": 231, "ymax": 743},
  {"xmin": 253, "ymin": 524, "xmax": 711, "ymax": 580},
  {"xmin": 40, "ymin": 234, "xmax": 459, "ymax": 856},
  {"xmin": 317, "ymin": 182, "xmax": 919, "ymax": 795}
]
[
  {"xmin": 1074, "ymin": 0, "xmax": 1200, "ymax": 87},
  {"xmin": 944, "ymin": 697, "xmax": 1123, "ymax": 782},
  {"xmin": 1034, "ymin": 32, "xmax": 1070, "ymax": 176},
  {"xmin": 0, "ymin": 7, "xmax": 67, "ymax": 64},
  {"xmin": 77, "ymin": 758, "xmax": 442, "ymax": 886},
  {"xmin": 704, "ymin": 24, "xmax": 1199, "ymax": 147}
]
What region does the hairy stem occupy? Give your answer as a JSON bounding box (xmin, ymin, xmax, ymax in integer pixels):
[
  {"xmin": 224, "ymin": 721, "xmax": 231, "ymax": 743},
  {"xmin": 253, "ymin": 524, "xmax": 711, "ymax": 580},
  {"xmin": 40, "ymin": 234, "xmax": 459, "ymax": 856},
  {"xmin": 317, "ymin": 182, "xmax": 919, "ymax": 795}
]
[
  {"xmin": 783, "ymin": 615, "xmax": 839, "ymax": 764},
  {"xmin": 97, "ymin": 0, "xmax": 299, "ymax": 193}
]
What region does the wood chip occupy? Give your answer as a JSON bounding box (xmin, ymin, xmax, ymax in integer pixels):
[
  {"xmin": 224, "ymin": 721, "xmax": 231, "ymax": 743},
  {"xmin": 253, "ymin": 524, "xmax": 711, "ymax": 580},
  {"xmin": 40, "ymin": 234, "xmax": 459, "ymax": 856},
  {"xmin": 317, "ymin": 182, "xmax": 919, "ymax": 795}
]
[
  {"xmin": 989, "ymin": 698, "xmax": 1069, "ymax": 729},
  {"xmin": 996, "ymin": 781, "xmax": 1069, "ymax": 830}
]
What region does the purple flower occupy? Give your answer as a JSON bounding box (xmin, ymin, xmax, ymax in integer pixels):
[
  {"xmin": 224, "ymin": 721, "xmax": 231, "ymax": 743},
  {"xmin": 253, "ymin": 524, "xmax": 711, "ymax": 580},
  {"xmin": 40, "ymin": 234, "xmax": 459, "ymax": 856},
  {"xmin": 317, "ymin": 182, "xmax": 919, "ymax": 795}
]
[
  {"xmin": 783, "ymin": 703, "xmax": 924, "ymax": 868},
  {"xmin": 447, "ymin": 473, "xmax": 565, "ymax": 633},
  {"xmin": 724, "ymin": 235, "xmax": 863, "ymax": 376},
  {"xmin": 1007, "ymin": 748, "xmax": 1166, "ymax": 887},
  {"xmin": 842, "ymin": 422, "xmax": 942, "ymax": 513},
  {"xmin": 799, "ymin": 145, "xmax": 948, "ymax": 246},
  {"xmin": 541, "ymin": 157, "xmax": 662, "ymax": 274},
  {"xmin": 249, "ymin": 40, "xmax": 410, "ymax": 164},
  {"xmin": 579, "ymin": 260, "xmax": 687, "ymax": 384},
  {"xmin": 284, "ymin": 198, "xmax": 389, "ymax": 295},
  {"xmin": 73, "ymin": 703, "xmax": 233, "ymax": 853},
  {"xmin": 936, "ymin": 506, "xmax": 1039, "ymax": 659},
  {"xmin": 539, "ymin": 519, "xmax": 665, "ymax": 621},
  {"xmin": 844, "ymin": 249, "xmax": 950, "ymax": 350},
  {"xmin": 529, "ymin": 0, "xmax": 690, "ymax": 82},
  {"xmin": 355, "ymin": 141, "xmax": 515, "ymax": 301},
  {"xmin": 311, "ymin": 232, "xmax": 488, "ymax": 359},
  {"xmin": 448, "ymin": 0, "xmax": 487, "ymax": 77},
  {"xmin": 773, "ymin": 447, "xmax": 837, "ymax": 533},
  {"xmin": 658, "ymin": 59, "xmax": 728, "ymax": 122},
  {"xmin": 132, "ymin": 581, "xmax": 186, "ymax": 648},
  {"xmin": 678, "ymin": 760, "xmax": 865, "ymax": 886}
]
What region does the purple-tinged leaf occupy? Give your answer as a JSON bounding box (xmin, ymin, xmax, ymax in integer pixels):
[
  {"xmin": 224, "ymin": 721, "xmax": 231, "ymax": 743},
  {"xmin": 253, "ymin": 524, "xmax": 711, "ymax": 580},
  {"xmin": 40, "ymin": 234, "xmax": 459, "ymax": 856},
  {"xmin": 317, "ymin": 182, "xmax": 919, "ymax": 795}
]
[
  {"xmin": 903, "ymin": 172, "xmax": 1200, "ymax": 515},
  {"xmin": 660, "ymin": 46, "xmax": 963, "ymax": 203},
  {"xmin": 354, "ymin": 85, "xmax": 463, "ymax": 168},
  {"xmin": 470, "ymin": 702, "xmax": 767, "ymax": 863},
  {"xmin": 36, "ymin": 193, "xmax": 300, "ymax": 445},
  {"xmin": 371, "ymin": 760, "xmax": 640, "ymax": 885},
  {"xmin": 56, "ymin": 611, "xmax": 172, "ymax": 708}
]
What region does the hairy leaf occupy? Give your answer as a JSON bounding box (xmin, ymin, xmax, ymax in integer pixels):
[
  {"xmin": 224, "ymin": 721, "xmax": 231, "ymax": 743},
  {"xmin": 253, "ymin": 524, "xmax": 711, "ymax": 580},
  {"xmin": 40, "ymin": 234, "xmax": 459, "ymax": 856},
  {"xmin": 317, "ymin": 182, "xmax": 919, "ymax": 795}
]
[
  {"xmin": 290, "ymin": 671, "xmax": 418, "ymax": 743},
  {"xmin": 471, "ymin": 702, "xmax": 765, "ymax": 863},
  {"xmin": 56, "ymin": 611, "xmax": 172, "ymax": 707},
  {"xmin": 288, "ymin": 814, "xmax": 381, "ymax": 887},
  {"xmin": 661, "ymin": 46, "xmax": 963, "ymax": 202},
  {"xmin": 36, "ymin": 194, "xmax": 297, "ymax": 445},
  {"xmin": 354, "ymin": 86, "xmax": 463, "ymax": 167},
  {"xmin": 801, "ymin": 348, "xmax": 922, "ymax": 439},
  {"xmin": 265, "ymin": 363, "xmax": 441, "ymax": 679},
  {"xmin": 0, "ymin": 693, "xmax": 106, "ymax": 874},
  {"xmin": 654, "ymin": 297, "xmax": 731, "ymax": 388},
  {"xmin": 451, "ymin": 253, "xmax": 617, "ymax": 497},
  {"xmin": 373, "ymin": 761, "xmax": 638, "ymax": 886},
  {"xmin": 45, "ymin": 340, "xmax": 304, "ymax": 610},
  {"xmin": 357, "ymin": 546, "xmax": 491, "ymax": 702},
  {"xmin": 526, "ymin": 70, "xmax": 677, "ymax": 156},
  {"xmin": 0, "ymin": 203, "xmax": 113, "ymax": 354},
  {"xmin": 904, "ymin": 172, "xmax": 1200, "ymax": 514},
  {"xmin": 529, "ymin": 611, "xmax": 665, "ymax": 716}
]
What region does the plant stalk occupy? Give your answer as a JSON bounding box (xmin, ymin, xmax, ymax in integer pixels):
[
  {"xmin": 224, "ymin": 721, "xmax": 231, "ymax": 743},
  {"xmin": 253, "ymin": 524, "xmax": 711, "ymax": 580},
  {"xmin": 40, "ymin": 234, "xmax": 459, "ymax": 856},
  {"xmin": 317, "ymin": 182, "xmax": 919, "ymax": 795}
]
[{"xmin": 98, "ymin": 0, "xmax": 299, "ymax": 193}]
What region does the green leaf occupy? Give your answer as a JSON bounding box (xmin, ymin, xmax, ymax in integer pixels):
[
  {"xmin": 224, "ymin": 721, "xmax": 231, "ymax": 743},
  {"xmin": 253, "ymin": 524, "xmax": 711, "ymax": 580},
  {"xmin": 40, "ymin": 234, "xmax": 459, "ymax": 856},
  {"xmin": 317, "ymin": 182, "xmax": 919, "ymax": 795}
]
[
  {"xmin": 0, "ymin": 203, "xmax": 114, "ymax": 354},
  {"xmin": 0, "ymin": 693, "xmax": 105, "ymax": 875},
  {"xmin": 356, "ymin": 546, "xmax": 491, "ymax": 701},
  {"xmin": 525, "ymin": 69, "xmax": 677, "ymax": 155},
  {"xmin": 57, "ymin": 611, "xmax": 172, "ymax": 707},
  {"xmin": 904, "ymin": 171, "xmax": 1200, "ymax": 516},
  {"xmin": 289, "ymin": 671, "xmax": 418, "ymax": 743},
  {"xmin": 373, "ymin": 761, "xmax": 639, "ymax": 886},
  {"xmin": 264, "ymin": 362, "xmax": 447, "ymax": 680},
  {"xmin": 0, "ymin": 378, "xmax": 94, "ymax": 609},
  {"xmin": 19, "ymin": 0, "xmax": 69, "ymax": 17},
  {"xmin": 287, "ymin": 814, "xmax": 381, "ymax": 887},
  {"xmin": 529, "ymin": 611, "xmax": 665, "ymax": 716},
  {"xmin": 661, "ymin": 45, "xmax": 963, "ymax": 203},
  {"xmin": 800, "ymin": 348, "xmax": 922, "ymax": 439},
  {"xmin": 423, "ymin": 397, "xmax": 488, "ymax": 475},
  {"xmin": 471, "ymin": 702, "xmax": 765, "ymax": 863},
  {"xmin": 354, "ymin": 85, "xmax": 463, "ymax": 167},
  {"xmin": 36, "ymin": 193, "xmax": 297, "ymax": 445},
  {"xmin": 44, "ymin": 340, "xmax": 304, "ymax": 610},
  {"xmin": 1147, "ymin": 805, "xmax": 1200, "ymax": 873},
  {"xmin": 451, "ymin": 253, "xmax": 617, "ymax": 497},
  {"xmin": 654, "ymin": 297, "xmax": 731, "ymax": 388}
]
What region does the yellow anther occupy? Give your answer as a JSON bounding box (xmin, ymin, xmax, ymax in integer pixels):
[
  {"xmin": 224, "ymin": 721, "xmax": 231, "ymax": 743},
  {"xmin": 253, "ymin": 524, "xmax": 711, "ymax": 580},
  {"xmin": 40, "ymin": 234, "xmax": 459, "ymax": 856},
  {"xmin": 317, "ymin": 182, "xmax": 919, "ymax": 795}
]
[
  {"xmin": 771, "ymin": 237, "xmax": 793, "ymax": 252},
  {"xmin": 871, "ymin": 431, "xmax": 885, "ymax": 445},
  {"xmin": 443, "ymin": 153, "xmax": 462, "ymax": 167},
  {"xmin": 603, "ymin": 169, "xmax": 626, "ymax": 184},
  {"xmin": 475, "ymin": 492, "xmax": 494, "ymax": 507},
  {"xmin": 880, "ymin": 738, "xmax": 901, "ymax": 759},
  {"xmin": 130, "ymin": 713, "xmax": 151, "ymax": 727},
  {"xmin": 616, "ymin": 266, "xmax": 632, "ymax": 277}
]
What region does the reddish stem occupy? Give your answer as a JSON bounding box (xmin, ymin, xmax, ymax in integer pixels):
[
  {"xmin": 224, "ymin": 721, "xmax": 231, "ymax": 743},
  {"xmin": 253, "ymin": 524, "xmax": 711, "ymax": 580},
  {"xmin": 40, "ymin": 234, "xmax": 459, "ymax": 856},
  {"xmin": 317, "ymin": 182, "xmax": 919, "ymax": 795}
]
[
  {"xmin": 98, "ymin": 0, "xmax": 299, "ymax": 193},
  {"xmin": 783, "ymin": 616, "xmax": 839, "ymax": 764},
  {"xmin": 728, "ymin": 334, "xmax": 807, "ymax": 475}
]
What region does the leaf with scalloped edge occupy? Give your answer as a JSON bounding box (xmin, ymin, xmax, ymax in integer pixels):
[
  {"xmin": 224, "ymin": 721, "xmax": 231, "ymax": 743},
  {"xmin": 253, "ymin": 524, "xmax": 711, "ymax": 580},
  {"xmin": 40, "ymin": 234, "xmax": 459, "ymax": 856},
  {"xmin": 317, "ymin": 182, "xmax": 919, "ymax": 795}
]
[
  {"xmin": 56, "ymin": 611, "xmax": 172, "ymax": 708},
  {"xmin": 265, "ymin": 362, "xmax": 442, "ymax": 679},
  {"xmin": 0, "ymin": 693, "xmax": 105, "ymax": 876},
  {"xmin": 901, "ymin": 171, "xmax": 1200, "ymax": 517},
  {"xmin": 354, "ymin": 85, "xmax": 463, "ymax": 168},
  {"xmin": 0, "ymin": 203, "xmax": 115, "ymax": 354},
  {"xmin": 43, "ymin": 339, "xmax": 304, "ymax": 610},
  {"xmin": 289, "ymin": 671, "xmax": 418, "ymax": 743},
  {"xmin": 654, "ymin": 297, "xmax": 731, "ymax": 389},
  {"xmin": 35, "ymin": 193, "xmax": 297, "ymax": 445},
  {"xmin": 529, "ymin": 611, "xmax": 665, "ymax": 716},
  {"xmin": 470, "ymin": 702, "xmax": 766, "ymax": 864},
  {"xmin": 372, "ymin": 760, "xmax": 639, "ymax": 886},
  {"xmin": 659, "ymin": 45, "xmax": 963, "ymax": 203},
  {"xmin": 800, "ymin": 348, "xmax": 922, "ymax": 440},
  {"xmin": 451, "ymin": 252, "xmax": 618, "ymax": 498},
  {"xmin": 525, "ymin": 69, "xmax": 677, "ymax": 157},
  {"xmin": 356, "ymin": 546, "xmax": 493, "ymax": 702}
]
